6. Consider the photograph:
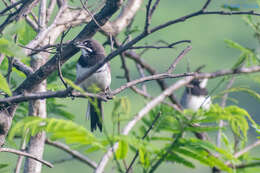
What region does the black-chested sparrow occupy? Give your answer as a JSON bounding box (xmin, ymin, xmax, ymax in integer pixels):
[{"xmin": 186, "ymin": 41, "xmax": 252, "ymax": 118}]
[
  {"xmin": 181, "ymin": 78, "xmax": 211, "ymax": 111},
  {"xmin": 75, "ymin": 39, "xmax": 111, "ymax": 132}
]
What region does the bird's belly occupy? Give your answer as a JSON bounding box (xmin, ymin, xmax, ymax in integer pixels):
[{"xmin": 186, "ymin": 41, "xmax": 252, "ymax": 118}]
[
  {"xmin": 79, "ymin": 65, "xmax": 111, "ymax": 92},
  {"xmin": 185, "ymin": 95, "xmax": 211, "ymax": 111}
]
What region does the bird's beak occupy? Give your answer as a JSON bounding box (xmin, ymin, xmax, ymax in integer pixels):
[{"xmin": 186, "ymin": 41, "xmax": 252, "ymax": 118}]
[{"xmin": 75, "ymin": 42, "xmax": 85, "ymax": 49}]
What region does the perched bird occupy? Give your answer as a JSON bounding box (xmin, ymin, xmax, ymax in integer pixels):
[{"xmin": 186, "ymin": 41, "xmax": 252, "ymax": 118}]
[
  {"xmin": 181, "ymin": 78, "xmax": 211, "ymax": 111},
  {"xmin": 75, "ymin": 39, "xmax": 111, "ymax": 132}
]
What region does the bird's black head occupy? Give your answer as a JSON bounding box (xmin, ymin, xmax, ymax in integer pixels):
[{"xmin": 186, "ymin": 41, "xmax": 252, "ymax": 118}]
[
  {"xmin": 75, "ymin": 39, "xmax": 105, "ymax": 56},
  {"xmin": 187, "ymin": 78, "xmax": 208, "ymax": 96}
]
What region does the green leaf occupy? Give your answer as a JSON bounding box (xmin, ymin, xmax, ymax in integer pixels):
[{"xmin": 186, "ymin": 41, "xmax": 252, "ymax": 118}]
[
  {"xmin": 116, "ymin": 139, "xmax": 129, "ymax": 159},
  {"xmin": 139, "ymin": 147, "xmax": 150, "ymax": 168},
  {"xmin": 174, "ymin": 147, "xmax": 232, "ymax": 172},
  {"xmin": 47, "ymin": 98, "xmax": 75, "ymax": 120},
  {"xmin": 0, "ymin": 38, "xmax": 27, "ymax": 59},
  {"xmin": 225, "ymin": 40, "xmax": 251, "ymax": 54},
  {"xmin": 112, "ymin": 97, "xmax": 131, "ymax": 122},
  {"xmin": 8, "ymin": 117, "xmax": 103, "ymax": 151},
  {"xmin": 166, "ymin": 153, "xmax": 195, "ymax": 168},
  {"xmin": 64, "ymin": 77, "xmax": 87, "ymax": 95},
  {"xmin": 224, "ymin": 87, "xmax": 260, "ymax": 104},
  {"xmin": 0, "ymin": 164, "xmax": 8, "ymax": 169},
  {"xmin": 243, "ymin": 15, "xmax": 259, "ymax": 34},
  {"xmin": 0, "ymin": 72, "xmax": 12, "ymax": 96}
]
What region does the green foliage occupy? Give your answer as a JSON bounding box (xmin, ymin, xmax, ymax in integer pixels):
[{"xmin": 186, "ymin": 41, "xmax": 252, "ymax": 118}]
[
  {"xmin": 8, "ymin": 116, "xmax": 157, "ymax": 165},
  {"xmin": 0, "ymin": 164, "xmax": 9, "ymax": 173},
  {"xmin": 139, "ymin": 147, "xmax": 150, "ymax": 169},
  {"xmin": 8, "ymin": 117, "xmax": 103, "ymax": 149},
  {"xmin": 137, "ymin": 103, "xmax": 257, "ymax": 172},
  {"xmin": 47, "ymin": 98, "xmax": 75, "ymax": 120},
  {"xmin": 0, "ymin": 38, "xmax": 27, "ymax": 59},
  {"xmin": 225, "ymin": 39, "xmax": 260, "ymax": 68},
  {"xmin": 0, "ymin": 72, "xmax": 12, "ymax": 96},
  {"xmin": 64, "ymin": 77, "xmax": 86, "ymax": 94},
  {"xmin": 111, "ymin": 97, "xmax": 131, "ymax": 122},
  {"xmin": 199, "ymin": 104, "xmax": 254, "ymax": 141},
  {"xmin": 223, "ymin": 87, "xmax": 260, "ymax": 103},
  {"xmin": 116, "ymin": 139, "xmax": 129, "ymax": 159}
]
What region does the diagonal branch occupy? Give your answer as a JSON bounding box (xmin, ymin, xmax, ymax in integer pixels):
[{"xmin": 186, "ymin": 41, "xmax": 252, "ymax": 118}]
[
  {"xmin": 0, "ymin": 147, "xmax": 53, "ymax": 168},
  {"xmin": 45, "ymin": 139, "xmax": 97, "ymax": 169}
]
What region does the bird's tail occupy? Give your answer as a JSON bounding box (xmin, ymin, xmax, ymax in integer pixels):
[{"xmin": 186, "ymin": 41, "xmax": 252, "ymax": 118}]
[{"xmin": 86, "ymin": 98, "xmax": 103, "ymax": 132}]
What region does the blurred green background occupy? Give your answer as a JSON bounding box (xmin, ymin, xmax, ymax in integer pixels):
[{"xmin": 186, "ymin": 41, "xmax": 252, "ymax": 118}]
[{"xmin": 1, "ymin": 0, "xmax": 260, "ymax": 172}]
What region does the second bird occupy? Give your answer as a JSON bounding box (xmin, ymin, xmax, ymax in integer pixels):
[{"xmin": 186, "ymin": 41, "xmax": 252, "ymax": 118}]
[{"xmin": 181, "ymin": 78, "xmax": 211, "ymax": 111}]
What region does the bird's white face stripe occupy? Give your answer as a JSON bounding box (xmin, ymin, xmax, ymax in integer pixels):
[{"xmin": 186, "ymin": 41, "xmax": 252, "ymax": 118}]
[
  {"xmin": 85, "ymin": 47, "xmax": 93, "ymax": 53},
  {"xmin": 81, "ymin": 47, "xmax": 93, "ymax": 57}
]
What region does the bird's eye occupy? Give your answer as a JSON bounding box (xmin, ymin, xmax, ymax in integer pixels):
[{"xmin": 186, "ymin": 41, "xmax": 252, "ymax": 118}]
[{"xmin": 84, "ymin": 41, "xmax": 90, "ymax": 46}]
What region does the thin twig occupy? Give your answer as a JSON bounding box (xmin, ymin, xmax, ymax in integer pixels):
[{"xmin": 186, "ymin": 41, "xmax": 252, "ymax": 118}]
[
  {"xmin": 149, "ymin": 133, "xmax": 183, "ymax": 173},
  {"xmin": 0, "ymin": 147, "xmax": 53, "ymax": 168},
  {"xmin": 46, "ymin": 0, "xmax": 56, "ymax": 24},
  {"xmin": 129, "ymin": 40, "xmax": 191, "ymax": 50},
  {"xmin": 126, "ymin": 112, "xmax": 161, "ymax": 173},
  {"xmin": 0, "ymin": 90, "xmax": 107, "ymax": 105},
  {"xmin": 57, "ymin": 28, "xmax": 71, "ymax": 89},
  {"xmin": 202, "ymin": 0, "xmax": 212, "ymax": 11},
  {"xmin": 0, "ymin": 0, "xmax": 22, "ymax": 15},
  {"xmin": 234, "ymin": 161, "xmax": 260, "ymax": 169},
  {"xmin": 79, "ymin": 0, "xmax": 103, "ymax": 30},
  {"xmin": 144, "ymin": 0, "xmax": 153, "ymax": 33},
  {"xmin": 45, "ymin": 139, "xmax": 97, "ymax": 169},
  {"xmin": 167, "ymin": 45, "xmax": 192, "ymax": 73},
  {"xmin": 51, "ymin": 157, "xmax": 74, "ymax": 164},
  {"xmin": 150, "ymin": 0, "xmax": 160, "ymax": 17},
  {"xmin": 14, "ymin": 133, "xmax": 27, "ymax": 173}
]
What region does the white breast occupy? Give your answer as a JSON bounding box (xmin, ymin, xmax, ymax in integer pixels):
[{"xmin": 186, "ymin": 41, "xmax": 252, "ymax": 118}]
[
  {"xmin": 76, "ymin": 64, "xmax": 111, "ymax": 92},
  {"xmin": 181, "ymin": 92, "xmax": 211, "ymax": 111}
]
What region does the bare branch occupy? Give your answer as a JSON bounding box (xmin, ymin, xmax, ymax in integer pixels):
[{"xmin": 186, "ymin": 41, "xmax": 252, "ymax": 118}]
[
  {"xmin": 144, "ymin": 0, "xmax": 153, "ymax": 33},
  {"xmin": 38, "ymin": 0, "xmax": 47, "ymax": 30},
  {"xmin": 233, "ymin": 140, "xmax": 260, "ymax": 159},
  {"xmin": 15, "ymin": 135, "xmax": 27, "ymax": 173},
  {"xmin": 0, "ymin": 0, "xmax": 22, "ymax": 15},
  {"xmin": 234, "ymin": 161, "xmax": 260, "ymax": 169},
  {"xmin": 103, "ymin": 0, "xmax": 143, "ymax": 36},
  {"xmin": 150, "ymin": 0, "xmax": 160, "ymax": 17},
  {"xmin": 0, "ymin": 147, "xmax": 53, "ymax": 168},
  {"xmin": 202, "ymin": 0, "xmax": 212, "ymax": 11},
  {"xmin": 12, "ymin": 58, "xmax": 34, "ymax": 76},
  {"xmin": 129, "ymin": 40, "xmax": 191, "ymax": 49},
  {"xmin": 167, "ymin": 45, "xmax": 192, "ymax": 73},
  {"xmin": 0, "ymin": 90, "xmax": 107, "ymax": 105},
  {"xmin": 46, "ymin": 139, "xmax": 97, "ymax": 169},
  {"xmin": 45, "ymin": 0, "xmax": 56, "ymax": 24},
  {"xmin": 25, "ymin": 15, "xmax": 38, "ymax": 31}
]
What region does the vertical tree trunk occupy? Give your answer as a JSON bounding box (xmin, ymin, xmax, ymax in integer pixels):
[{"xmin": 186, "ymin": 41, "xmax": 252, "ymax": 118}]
[{"xmin": 23, "ymin": 53, "xmax": 48, "ymax": 173}]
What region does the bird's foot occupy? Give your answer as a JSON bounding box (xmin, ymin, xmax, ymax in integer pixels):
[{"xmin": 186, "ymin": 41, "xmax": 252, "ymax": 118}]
[{"xmin": 104, "ymin": 87, "xmax": 113, "ymax": 100}]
